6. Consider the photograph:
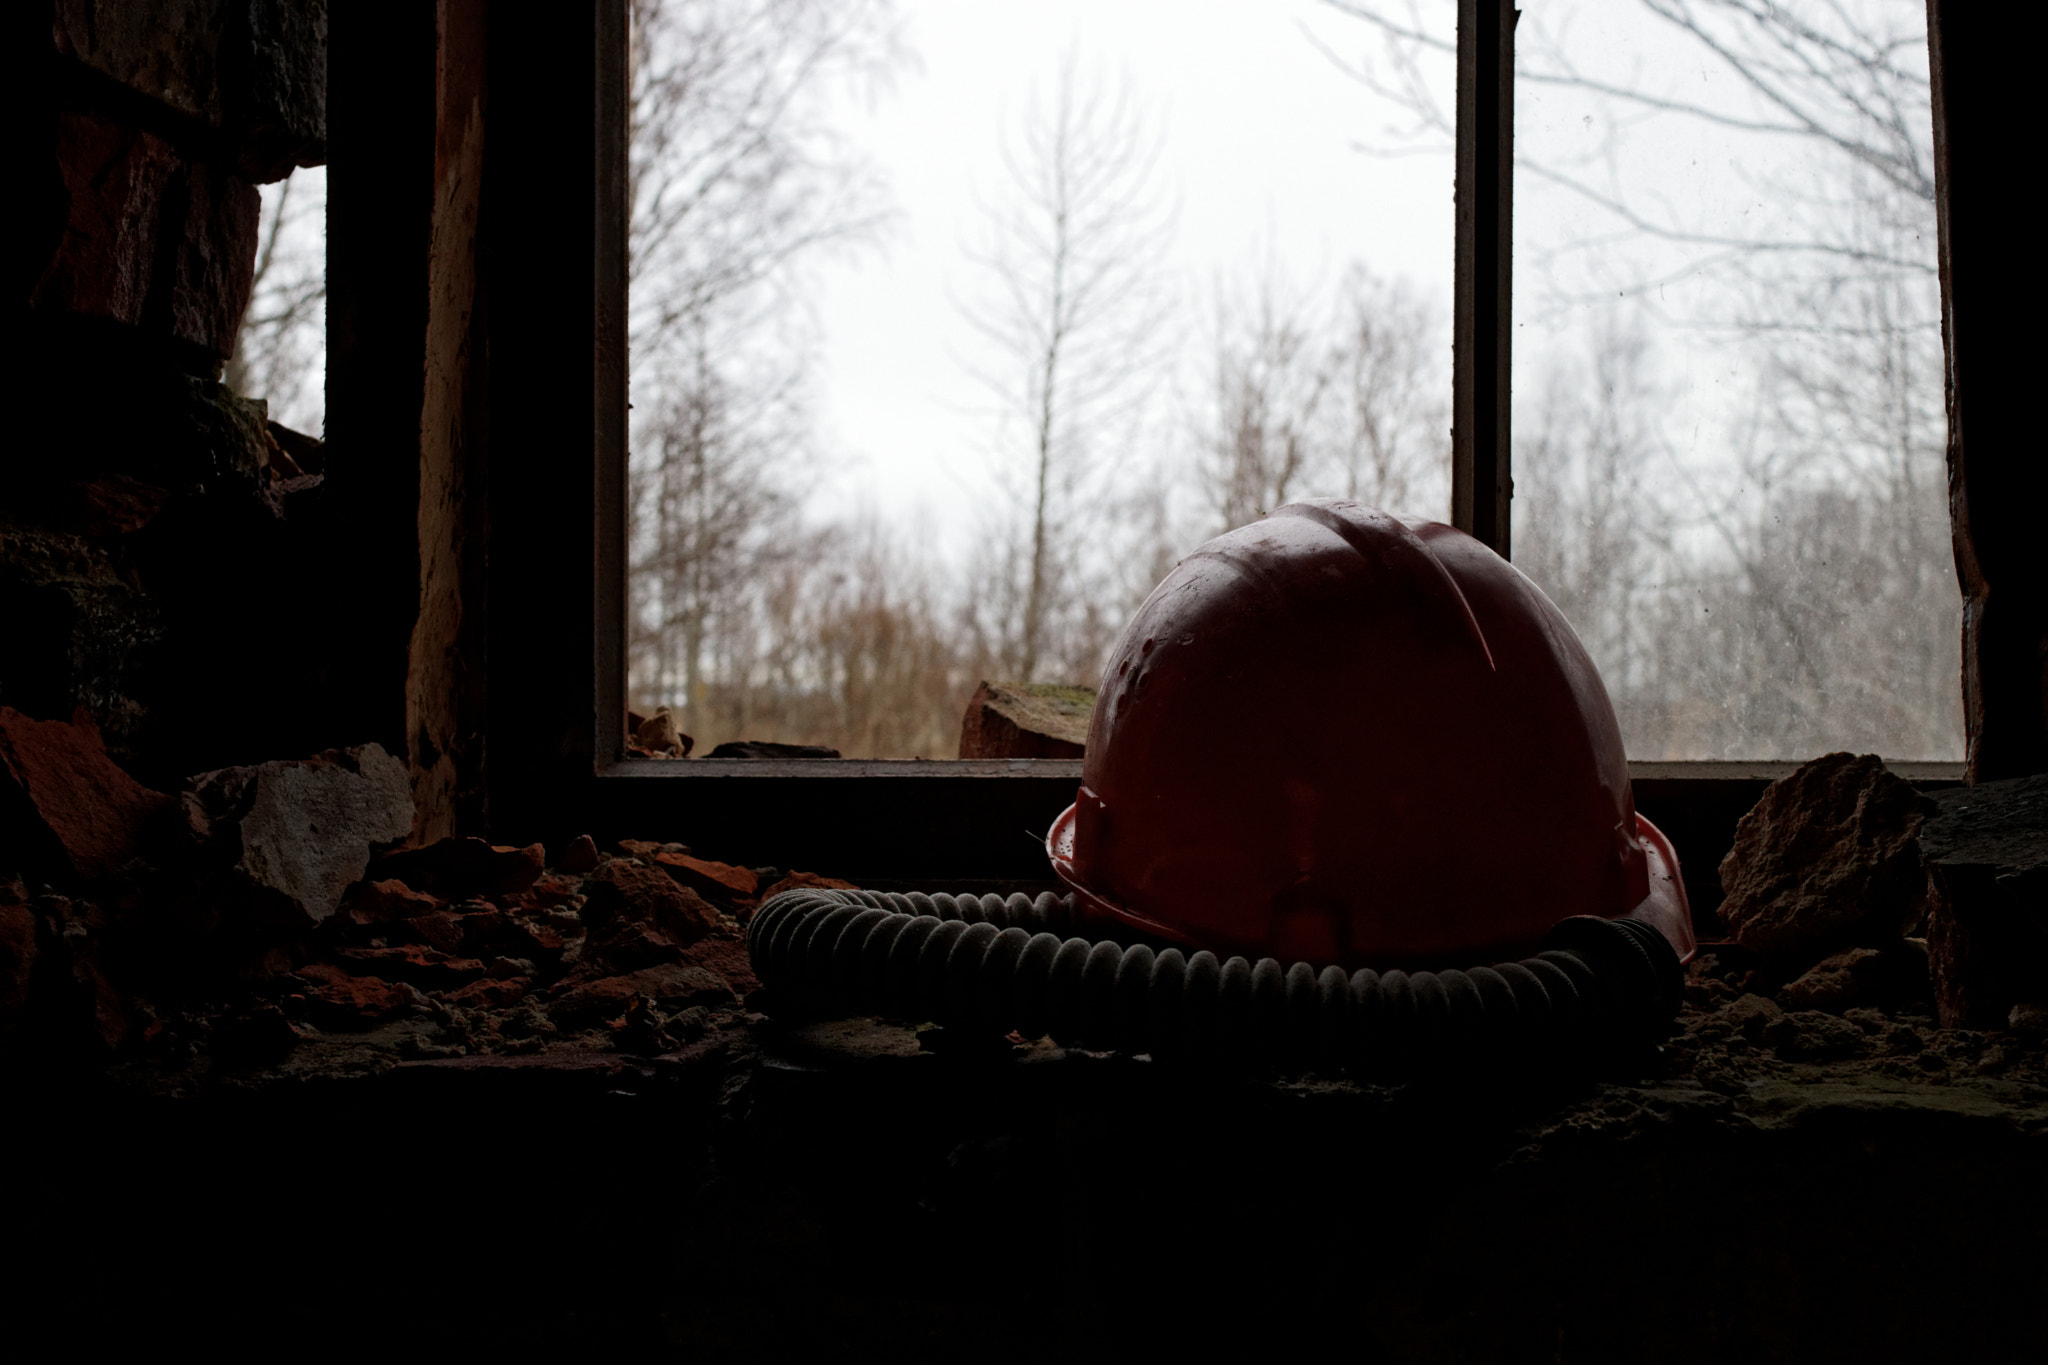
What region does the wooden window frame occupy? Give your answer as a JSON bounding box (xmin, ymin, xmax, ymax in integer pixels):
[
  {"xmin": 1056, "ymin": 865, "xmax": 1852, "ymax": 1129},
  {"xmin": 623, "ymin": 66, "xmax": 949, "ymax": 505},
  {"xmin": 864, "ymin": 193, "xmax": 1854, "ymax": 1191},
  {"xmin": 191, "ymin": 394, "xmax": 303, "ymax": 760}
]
[{"xmin": 469, "ymin": 0, "xmax": 1974, "ymax": 911}]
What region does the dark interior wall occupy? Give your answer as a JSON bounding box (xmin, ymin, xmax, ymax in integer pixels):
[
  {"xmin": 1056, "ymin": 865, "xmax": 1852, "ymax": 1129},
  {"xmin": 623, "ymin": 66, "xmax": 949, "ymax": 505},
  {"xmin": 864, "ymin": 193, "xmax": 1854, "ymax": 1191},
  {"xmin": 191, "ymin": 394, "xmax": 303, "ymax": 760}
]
[
  {"xmin": 1926, "ymin": 0, "xmax": 2048, "ymax": 784},
  {"xmin": 10, "ymin": 3, "xmax": 347, "ymax": 788}
]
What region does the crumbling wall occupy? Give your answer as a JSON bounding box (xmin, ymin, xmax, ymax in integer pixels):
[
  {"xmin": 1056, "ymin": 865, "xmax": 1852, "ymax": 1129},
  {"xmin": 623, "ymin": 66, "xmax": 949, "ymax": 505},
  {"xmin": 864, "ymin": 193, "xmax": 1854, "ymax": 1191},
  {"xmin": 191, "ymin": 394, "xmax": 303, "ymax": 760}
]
[{"xmin": 12, "ymin": 4, "xmax": 334, "ymax": 782}]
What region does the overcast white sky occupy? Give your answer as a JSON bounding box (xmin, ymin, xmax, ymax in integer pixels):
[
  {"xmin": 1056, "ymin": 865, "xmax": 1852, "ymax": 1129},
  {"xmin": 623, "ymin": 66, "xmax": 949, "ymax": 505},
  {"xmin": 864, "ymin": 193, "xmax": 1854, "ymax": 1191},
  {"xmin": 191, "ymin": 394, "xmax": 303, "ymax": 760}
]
[{"xmin": 798, "ymin": 0, "xmax": 1457, "ymax": 545}]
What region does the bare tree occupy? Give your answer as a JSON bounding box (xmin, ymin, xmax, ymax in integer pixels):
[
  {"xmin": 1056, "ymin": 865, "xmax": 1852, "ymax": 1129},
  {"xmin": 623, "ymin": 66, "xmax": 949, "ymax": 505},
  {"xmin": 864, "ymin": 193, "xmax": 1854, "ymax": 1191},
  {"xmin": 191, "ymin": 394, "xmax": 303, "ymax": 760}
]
[
  {"xmin": 1333, "ymin": 267, "xmax": 1449, "ymax": 516},
  {"xmin": 1319, "ymin": 0, "xmax": 1958, "ymax": 759},
  {"xmin": 1196, "ymin": 261, "xmax": 1449, "ymax": 532},
  {"xmin": 624, "ymin": 0, "xmax": 903, "ymax": 727},
  {"xmin": 1512, "ymin": 315, "xmax": 1684, "ymax": 748},
  {"xmin": 226, "ymin": 168, "xmax": 326, "ymax": 433},
  {"xmin": 626, "ymin": 0, "xmax": 899, "ymax": 367},
  {"xmin": 629, "ymin": 319, "xmax": 810, "ymax": 724},
  {"xmin": 1202, "ymin": 265, "xmax": 1336, "ymax": 529},
  {"xmin": 959, "ymin": 54, "xmax": 1177, "ymax": 683}
]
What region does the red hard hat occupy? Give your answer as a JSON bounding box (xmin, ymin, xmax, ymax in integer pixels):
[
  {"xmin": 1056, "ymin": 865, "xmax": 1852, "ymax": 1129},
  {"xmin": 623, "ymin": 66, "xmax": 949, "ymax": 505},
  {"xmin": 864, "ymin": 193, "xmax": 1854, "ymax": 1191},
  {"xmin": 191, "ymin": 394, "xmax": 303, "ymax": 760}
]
[{"xmin": 1047, "ymin": 500, "xmax": 1693, "ymax": 970}]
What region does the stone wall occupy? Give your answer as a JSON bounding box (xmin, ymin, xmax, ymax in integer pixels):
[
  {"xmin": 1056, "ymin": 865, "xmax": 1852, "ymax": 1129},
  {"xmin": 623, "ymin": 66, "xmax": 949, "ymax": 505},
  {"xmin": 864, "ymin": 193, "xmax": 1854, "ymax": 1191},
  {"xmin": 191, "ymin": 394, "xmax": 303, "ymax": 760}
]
[{"xmin": 11, "ymin": 4, "xmax": 333, "ymax": 782}]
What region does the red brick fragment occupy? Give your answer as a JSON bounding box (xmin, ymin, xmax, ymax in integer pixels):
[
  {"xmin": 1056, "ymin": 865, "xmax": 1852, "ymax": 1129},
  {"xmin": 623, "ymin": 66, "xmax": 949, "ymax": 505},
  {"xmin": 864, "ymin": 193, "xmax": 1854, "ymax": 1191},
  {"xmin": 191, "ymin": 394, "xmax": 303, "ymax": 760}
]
[
  {"xmin": 594, "ymin": 921, "xmax": 684, "ymax": 971},
  {"xmin": 291, "ymin": 962, "xmax": 350, "ymax": 988},
  {"xmin": 373, "ymin": 837, "xmax": 546, "ymax": 900},
  {"xmin": 335, "ymin": 945, "xmax": 486, "ymax": 989},
  {"xmin": 529, "ymin": 874, "xmax": 583, "ymax": 909},
  {"xmin": 344, "ymin": 879, "xmax": 444, "ymax": 925},
  {"xmin": 558, "ymin": 835, "xmax": 601, "ymax": 874},
  {"xmin": 957, "ymin": 681, "xmax": 1090, "ymax": 759},
  {"xmin": 393, "ymin": 912, "xmax": 465, "ymax": 955},
  {"xmin": 301, "ymin": 975, "xmax": 418, "ymax": 1028},
  {"xmin": 0, "ymin": 706, "xmax": 174, "ymax": 879},
  {"xmin": 496, "ymin": 917, "xmax": 565, "ymax": 963},
  {"xmin": 547, "ymin": 963, "xmax": 735, "ymax": 1024},
  {"xmin": 677, "ymin": 933, "xmax": 760, "ymax": 998},
  {"xmin": 654, "ymin": 851, "xmax": 758, "ymax": 903},
  {"xmin": 451, "ymin": 907, "xmax": 506, "ymax": 947},
  {"xmin": 582, "ymin": 859, "xmax": 720, "ymax": 944},
  {"xmin": 442, "ymin": 977, "xmax": 530, "ymax": 1010}
]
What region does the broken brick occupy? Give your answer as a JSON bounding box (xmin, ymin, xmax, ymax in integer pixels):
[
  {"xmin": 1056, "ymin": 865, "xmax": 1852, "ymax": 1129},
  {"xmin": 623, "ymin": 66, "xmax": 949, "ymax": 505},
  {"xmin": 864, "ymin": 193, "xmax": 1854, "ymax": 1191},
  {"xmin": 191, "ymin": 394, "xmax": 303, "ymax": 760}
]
[
  {"xmin": 442, "ymin": 977, "xmax": 530, "ymax": 1010},
  {"xmin": 373, "ymin": 838, "xmax": 546, "ymax": 900},
  {"xmin": 344, "ymin": 878, "xmax": 444, "ymax": 925},
  {"xmin": 392, "ymin": 912, "xmax": 465, "ymax": 955},
  {"xmin": 593, "ymin": 921, "xmax": 685, "ymax": 971},
  {"xmin": 617, "ymin": 839, "xmax": 687, "ymax": 860},
  {"xmin": 493, "ymin": 917, "xmax": 565, "ymax": 965},
  {"xmin": 446, "ymin": 906, "xmax": 503, "ymax": 948},
  {"xmin": 0, "ymin": 705, "xmax": 175, "ymax": 879},
  {"xmin": 654, "ymin": 851, "xmax": 758, "ymax": 904},
  {"xmin": 335, "ymin": 946, "xmax": 487, "ymax": 990},
  {"xmin": 582, "ymin": 858, "xmax": 719, "ymax": 945},
  {"xmin": 528, "ymin": 874, "xmax": 584, "ymax": 909},
  {"xmin": 547, "ymin": 963, "xmax": 736, "ymax": 1025},
  {"xmin": 558, "ymin": 834, "xmax": 600, "ymax": 874},
  {"xmin": 956, "ymin": 680, "xmax": 1092, "ymax": 759},
  {"xmin": 604, "ymin": 993, "xmax": 680, "ymax": 1054},
  {"xmin": 297, "ymin": 974, "xmax": 421, "ymax": 1029},
  {"xmin": 677, "ymin": 933, "xmax": 760, "ymax": 999}
]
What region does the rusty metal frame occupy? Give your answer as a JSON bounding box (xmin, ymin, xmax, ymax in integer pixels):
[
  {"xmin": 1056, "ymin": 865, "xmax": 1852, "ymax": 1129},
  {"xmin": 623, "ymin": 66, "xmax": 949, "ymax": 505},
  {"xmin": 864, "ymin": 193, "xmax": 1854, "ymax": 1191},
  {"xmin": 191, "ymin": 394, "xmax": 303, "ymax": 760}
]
[
  {"xmin": 478, "ymin": 2, "xmax": 1964, "ymax": 904},
  {"xmin": 1452, "ymin": 0, "xmax": 1515, "ymax": 558}
]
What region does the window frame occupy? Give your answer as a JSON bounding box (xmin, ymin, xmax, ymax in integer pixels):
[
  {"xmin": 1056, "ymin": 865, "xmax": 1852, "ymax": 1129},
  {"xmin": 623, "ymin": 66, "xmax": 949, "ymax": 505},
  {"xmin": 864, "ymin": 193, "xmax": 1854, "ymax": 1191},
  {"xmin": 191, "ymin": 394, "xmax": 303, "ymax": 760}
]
[{"xmin": 475, "ymin": 0, "xmax": 1964, "ymax": 903}]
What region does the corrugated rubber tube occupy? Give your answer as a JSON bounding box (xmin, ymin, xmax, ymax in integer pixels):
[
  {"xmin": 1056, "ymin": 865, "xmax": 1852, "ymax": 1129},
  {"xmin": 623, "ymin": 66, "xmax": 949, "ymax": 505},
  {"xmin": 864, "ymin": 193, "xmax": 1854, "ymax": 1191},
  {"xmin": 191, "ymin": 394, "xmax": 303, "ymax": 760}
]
[{"xmin": 745, "ymin": 889, "xmax": 1683, "ymax": 1072}]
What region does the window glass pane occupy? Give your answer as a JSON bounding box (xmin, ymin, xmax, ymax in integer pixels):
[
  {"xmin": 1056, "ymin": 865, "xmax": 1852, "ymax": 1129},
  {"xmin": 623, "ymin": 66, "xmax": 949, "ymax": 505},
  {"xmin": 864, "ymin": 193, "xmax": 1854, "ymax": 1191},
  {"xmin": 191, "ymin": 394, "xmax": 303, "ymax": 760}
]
[
  {"xmin": 1511, "ymin": 0, "xmax": 1960, "ymax": 759},
  {"xmin": 624, "ymin": 0, "xmax": 1455, "ymax": 759},
  {"xmin": 230, "ymin": 165, "xmax": 326, "ymax": 436}
]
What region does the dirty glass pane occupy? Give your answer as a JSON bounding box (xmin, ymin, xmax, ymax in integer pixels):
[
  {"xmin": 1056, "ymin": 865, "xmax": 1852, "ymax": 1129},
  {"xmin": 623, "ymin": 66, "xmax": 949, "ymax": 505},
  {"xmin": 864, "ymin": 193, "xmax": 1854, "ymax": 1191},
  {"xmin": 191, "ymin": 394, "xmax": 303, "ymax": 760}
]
[
  {"xmin": 1511, "ymin": 0, "xmax": 1961, "ymax": 760},
  {"xmin": 228, "ymin": 165, "xmax": 326, "ymax": 437},
  {"xmin": 622, "ymin": 0, "xmax": 1456, "ymax": 759}
]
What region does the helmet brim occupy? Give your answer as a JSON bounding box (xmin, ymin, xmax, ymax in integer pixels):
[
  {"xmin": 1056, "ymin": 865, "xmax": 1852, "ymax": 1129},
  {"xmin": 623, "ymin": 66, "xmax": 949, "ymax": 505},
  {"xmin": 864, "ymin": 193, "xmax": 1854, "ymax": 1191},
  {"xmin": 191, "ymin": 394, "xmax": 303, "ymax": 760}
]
[{"xmin": 1047, "ymin": 802, "xmax": 1697, "ymax": 967}]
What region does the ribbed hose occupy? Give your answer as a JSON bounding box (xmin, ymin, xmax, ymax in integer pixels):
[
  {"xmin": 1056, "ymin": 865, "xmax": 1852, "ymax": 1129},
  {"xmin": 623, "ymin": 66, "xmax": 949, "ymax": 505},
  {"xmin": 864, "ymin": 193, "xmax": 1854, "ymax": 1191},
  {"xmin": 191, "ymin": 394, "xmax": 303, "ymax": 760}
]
[{"xmin": 746, "ymin": 889, "xmax": 1682, "ymax": 1073}]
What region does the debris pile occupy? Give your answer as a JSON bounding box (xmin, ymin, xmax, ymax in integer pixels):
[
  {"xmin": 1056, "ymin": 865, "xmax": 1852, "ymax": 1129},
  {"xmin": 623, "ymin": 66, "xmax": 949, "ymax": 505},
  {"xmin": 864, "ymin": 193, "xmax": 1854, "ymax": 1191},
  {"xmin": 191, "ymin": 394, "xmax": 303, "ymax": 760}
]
[
  {"xmin": 1703, "ymin": 751, "xmax": 2046, "ymax": 1043},
  {"xmin": 0, "ymin": 706, "xmax": 862, "ymax": 1082},
  {"xmin": 4, "ymin": 724, "xmax": 2042, "ymax": 1091}
]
